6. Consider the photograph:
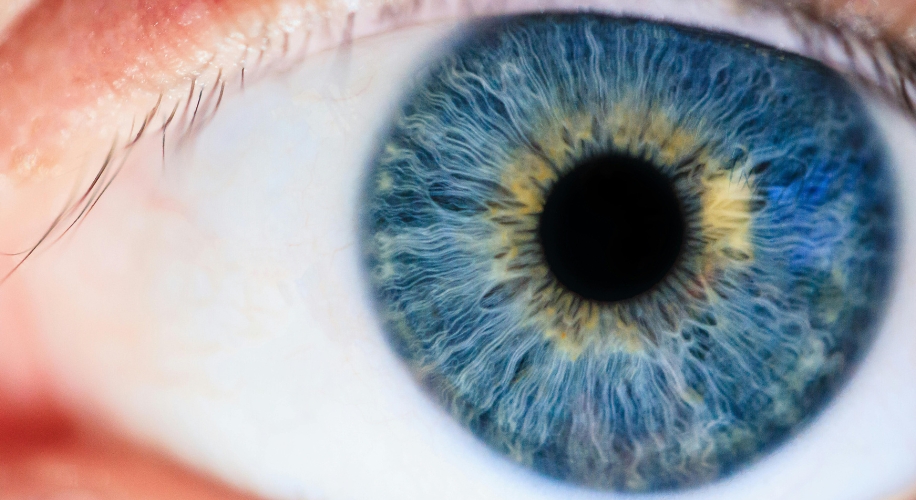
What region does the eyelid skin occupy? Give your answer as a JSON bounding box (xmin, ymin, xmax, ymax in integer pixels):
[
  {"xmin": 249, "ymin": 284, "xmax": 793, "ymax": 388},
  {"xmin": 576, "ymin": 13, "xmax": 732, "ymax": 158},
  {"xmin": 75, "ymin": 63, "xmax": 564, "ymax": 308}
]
[
  {"xmin": 0, "ymin": 1, "xmax": 338, "ymax": 497},
  {"xmin": 1, "ymin": 0, "xmax": 916, "ymax": 498},
  {"xmin": 0, "ymin": 0, "xmax": 914, "ymax": 183},
  {"xmin": 0, "ymin": 0, "xmax": 476, "ymax": 184},
  {"xmin": 0, "ymin": 0, "xmax": 37, "ymax": 38},
  {"xmin": 0, "ymin": 0, "xmax": 296, "ymax": 180}
]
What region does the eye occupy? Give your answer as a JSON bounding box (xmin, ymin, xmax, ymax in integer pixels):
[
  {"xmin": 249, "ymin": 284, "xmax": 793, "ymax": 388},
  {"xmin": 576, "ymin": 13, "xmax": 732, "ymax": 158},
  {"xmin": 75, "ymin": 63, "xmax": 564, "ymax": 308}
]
[
  {"xmin": 5, "ymin": 1, "xmax": 916, "ymax": 499},
  {"xmin": 363, "ymin": 12, "xmax": 898, "ymax": 492}
]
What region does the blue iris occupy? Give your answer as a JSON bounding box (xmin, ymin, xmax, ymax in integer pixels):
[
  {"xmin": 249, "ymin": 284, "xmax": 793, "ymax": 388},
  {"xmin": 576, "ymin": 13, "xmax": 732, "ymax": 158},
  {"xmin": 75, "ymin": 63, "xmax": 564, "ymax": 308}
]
[{"xmin": 360, "ymin": 14, "xmax": 896, "ymax": 491}]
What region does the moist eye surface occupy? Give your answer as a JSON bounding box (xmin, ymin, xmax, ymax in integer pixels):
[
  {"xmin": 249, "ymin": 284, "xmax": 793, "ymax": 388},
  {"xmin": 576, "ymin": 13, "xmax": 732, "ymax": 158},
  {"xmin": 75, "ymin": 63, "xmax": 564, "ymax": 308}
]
[{"xmin": 360, "ymin": 14, "xmax": 897, "ymax": 492}]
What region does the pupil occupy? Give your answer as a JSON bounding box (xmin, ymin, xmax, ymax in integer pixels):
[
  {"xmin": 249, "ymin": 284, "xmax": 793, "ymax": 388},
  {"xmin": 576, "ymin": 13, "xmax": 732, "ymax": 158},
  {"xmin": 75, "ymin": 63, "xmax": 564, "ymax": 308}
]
[{"xmin": 538, "ymin": 153, "xmax": 685, "ymax": 302}]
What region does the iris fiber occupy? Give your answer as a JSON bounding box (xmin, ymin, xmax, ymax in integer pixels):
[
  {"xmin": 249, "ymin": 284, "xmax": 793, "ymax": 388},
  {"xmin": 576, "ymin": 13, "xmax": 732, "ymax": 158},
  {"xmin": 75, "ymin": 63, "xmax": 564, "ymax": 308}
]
[{"xmin": 361, "ymin": 14, "xmax": 896, "ymax": 491}]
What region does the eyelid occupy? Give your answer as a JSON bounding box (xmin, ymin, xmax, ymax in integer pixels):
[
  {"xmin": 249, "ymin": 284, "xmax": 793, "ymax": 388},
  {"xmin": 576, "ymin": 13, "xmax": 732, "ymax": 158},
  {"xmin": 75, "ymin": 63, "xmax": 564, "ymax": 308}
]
[
  {"xmin": 0, "ymin": 0, "xmax": 310, "ymax": 180},
  {"xmin": 3, "ymin": 3, "xmax": 914, "ymax": 498},
  {"xmin": 1, "ymin": 0, "xmax": 914, "ymax": 185},
  {"xmin": 0, "ymin": 0, "xmax": 37, "ymax": 40},
  {"xmin": 754, "ymin": 0, "xmax": 916, "ymax": 123},
  {"xmin": 1, "ymin": 0, "xmax": 912, "ymax": 288},
  {"xmin": 0, "ymin": 0, "xmax": 506, "ymax": 181}
]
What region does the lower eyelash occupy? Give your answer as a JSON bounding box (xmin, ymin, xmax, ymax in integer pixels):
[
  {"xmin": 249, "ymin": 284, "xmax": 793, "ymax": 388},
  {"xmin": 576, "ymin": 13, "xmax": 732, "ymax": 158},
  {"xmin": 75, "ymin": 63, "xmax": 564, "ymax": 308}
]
[{"xmin": 360, "ymin": 13, "xmax": 896, "ymax": 491}]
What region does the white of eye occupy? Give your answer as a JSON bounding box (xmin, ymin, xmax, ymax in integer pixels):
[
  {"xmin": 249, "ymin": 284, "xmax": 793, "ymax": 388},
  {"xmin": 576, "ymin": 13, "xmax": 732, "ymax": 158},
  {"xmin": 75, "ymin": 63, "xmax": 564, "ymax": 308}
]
[{"xmin": 13, "ymin": 3, "xmax": 916, "ymax": 500}]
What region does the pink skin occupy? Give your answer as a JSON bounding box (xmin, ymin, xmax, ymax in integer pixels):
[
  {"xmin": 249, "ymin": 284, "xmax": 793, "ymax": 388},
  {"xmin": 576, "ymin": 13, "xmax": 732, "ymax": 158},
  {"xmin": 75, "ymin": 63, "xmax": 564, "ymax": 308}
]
[
  {"xmin": 0, "ymin": 2, "xmax": 313, "ymax": 497},
  {"xmin": 0, "ymin": 0, "xmax": 912, "ymax": 497}
]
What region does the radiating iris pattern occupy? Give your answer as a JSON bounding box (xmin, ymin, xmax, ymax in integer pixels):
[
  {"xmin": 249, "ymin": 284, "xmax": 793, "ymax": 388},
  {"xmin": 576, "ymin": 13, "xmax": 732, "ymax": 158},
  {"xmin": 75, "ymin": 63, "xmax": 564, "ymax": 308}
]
[{"xmin": 360, "ymin": 14, "xmax": 896, "ymax": 491}]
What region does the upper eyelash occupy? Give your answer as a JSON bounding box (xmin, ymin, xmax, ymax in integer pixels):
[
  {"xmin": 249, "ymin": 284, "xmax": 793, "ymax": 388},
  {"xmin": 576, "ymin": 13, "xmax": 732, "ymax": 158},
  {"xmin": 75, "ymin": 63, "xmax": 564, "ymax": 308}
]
[
  {"xmin": 5, "ymin": 0, "xmax": 916, "ymax": 284},
  {"xmin": 749, "ymin": 0, "xmax": 916, "ymax": 119}
]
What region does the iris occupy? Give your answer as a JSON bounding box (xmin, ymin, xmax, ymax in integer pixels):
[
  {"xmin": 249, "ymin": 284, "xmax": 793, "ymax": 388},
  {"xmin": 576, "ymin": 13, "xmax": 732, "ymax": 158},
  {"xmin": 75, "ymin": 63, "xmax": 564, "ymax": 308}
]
[{"xmin": 360, "ymin": 14, "xmax": 896, "ymax": 491}]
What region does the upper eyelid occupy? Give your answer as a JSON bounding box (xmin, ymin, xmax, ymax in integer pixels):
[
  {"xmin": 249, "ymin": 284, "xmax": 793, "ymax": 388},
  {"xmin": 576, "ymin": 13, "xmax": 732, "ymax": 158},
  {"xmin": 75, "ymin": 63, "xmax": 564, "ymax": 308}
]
[
  {"xmin": 752, "ymin": 0, "xmax": 916, "ymax": 122},
  {"xmin": 1, "ymin": 0, "xmax": 914, "ymax": 167},
  {"xmin": 0, "ymin": 0, "xmax": 913, "ymax": 281},
  {"xmin": 71, "ymin": 0, "xmax": 916, "ymax": 141},
  {"xmin": 0, "ymin": 0, "xmax": 38, "ymax": 40},
  {"xmin": 145, "ymin": 0, "xmax": 916, "ymax": 147}
]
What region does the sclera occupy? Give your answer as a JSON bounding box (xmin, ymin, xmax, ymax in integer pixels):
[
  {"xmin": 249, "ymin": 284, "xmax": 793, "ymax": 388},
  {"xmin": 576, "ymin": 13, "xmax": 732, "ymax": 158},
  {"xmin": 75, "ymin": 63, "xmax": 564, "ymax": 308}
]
[{"xmin": 9, "ymin": 10, "xmax": 916, "ymax": 500}]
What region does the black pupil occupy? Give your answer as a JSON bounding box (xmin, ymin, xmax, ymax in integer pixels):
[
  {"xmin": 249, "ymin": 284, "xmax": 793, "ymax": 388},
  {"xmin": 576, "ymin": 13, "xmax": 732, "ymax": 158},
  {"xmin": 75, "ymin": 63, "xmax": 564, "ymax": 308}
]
[{"xmin": 538, "ymin": 153, "xmax": 685, "ymax": 302}]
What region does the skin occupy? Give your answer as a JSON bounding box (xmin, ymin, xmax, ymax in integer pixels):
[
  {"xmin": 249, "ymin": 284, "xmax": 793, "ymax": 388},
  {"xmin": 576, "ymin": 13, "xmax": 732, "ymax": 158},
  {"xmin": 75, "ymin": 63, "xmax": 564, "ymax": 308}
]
[{"xmin": 0, "ymin": 0, "xmax": 912, "ymax": 497}]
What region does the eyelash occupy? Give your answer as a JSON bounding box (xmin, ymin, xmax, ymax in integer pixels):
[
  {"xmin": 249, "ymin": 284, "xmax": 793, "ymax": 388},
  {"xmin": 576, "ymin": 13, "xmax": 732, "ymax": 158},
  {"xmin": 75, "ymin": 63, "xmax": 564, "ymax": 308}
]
[
  {"xmin": 757, "ymin": 0, "xmax": 916, "ymax": 120},
  {"xmin": 5, "ymin": 0, "xmax": 915, "ymax": 284}
]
